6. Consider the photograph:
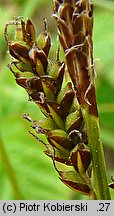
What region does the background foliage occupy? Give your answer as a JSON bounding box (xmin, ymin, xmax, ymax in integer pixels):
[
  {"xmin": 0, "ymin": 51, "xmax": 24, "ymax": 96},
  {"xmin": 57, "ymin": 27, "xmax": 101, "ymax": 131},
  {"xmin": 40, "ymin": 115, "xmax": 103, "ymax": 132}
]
[{"xmin": 0, "ymin": 0, "xmax": 114, "ymax": 199}]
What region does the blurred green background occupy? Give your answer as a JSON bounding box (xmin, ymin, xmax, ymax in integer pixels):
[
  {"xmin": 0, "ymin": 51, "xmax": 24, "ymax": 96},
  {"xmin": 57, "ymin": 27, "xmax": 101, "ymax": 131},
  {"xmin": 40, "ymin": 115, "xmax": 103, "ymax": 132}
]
[{"xmin": 0, "ymin": 0, "xmax": 114, "ymax": 200}]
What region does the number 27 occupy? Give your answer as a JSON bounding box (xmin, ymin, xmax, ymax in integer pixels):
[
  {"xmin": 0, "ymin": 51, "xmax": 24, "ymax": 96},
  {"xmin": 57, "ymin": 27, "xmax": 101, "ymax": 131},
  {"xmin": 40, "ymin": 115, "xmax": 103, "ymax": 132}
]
[{"xmin": 99, "ymin": 203, "xmax": 110, "ymax": 211}]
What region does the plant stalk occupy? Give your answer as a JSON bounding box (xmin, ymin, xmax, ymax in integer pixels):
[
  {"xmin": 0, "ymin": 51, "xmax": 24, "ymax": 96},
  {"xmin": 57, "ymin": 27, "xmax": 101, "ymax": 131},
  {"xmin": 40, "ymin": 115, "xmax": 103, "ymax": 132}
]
[{"xmin": 82, "ymin": 107, "xmax": 111, "ymax": 199}]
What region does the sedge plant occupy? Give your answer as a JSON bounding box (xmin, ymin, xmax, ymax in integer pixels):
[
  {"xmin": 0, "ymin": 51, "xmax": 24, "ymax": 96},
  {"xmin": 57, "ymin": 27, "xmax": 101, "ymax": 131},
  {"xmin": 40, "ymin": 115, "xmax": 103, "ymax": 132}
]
[{"xmin": 5, "ymin": 0, "xmax": 113, "ymax": 199}]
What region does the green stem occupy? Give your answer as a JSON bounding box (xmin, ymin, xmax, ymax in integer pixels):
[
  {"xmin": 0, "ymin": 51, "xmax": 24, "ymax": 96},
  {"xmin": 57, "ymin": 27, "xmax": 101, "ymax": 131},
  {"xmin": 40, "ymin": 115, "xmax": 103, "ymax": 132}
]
[
  {"xmin": 0, "ymin": 135, "xmax": 23, "ymax": 199},
  {"xmin": 82, "ymin": 107, "xmax": 111, "ymax": 200}
]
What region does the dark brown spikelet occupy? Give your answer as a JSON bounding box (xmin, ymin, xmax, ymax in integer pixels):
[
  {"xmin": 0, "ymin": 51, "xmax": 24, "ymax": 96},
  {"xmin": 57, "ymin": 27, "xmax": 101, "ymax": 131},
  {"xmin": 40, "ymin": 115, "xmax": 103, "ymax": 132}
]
[
  {"xmin": 53, "ymin": 0, "xmax": 98, "ymax": 117},
  {"xmin": 5, "ymin": 15, "xmax": 93, "ymax": 196}
]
